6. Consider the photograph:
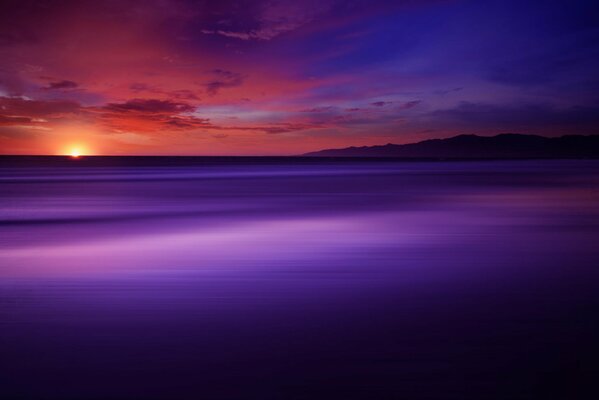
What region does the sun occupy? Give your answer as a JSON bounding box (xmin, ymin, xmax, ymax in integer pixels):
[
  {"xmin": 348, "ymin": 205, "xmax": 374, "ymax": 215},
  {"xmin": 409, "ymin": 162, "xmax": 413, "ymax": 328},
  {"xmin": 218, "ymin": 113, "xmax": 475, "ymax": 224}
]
[
  {"xmin": 64, "ymin": 143, "xmax": 90, "ymax": 158},
  {"xmin": 70, "ymin": 149, "xmax": 81, "ymax": 158}
]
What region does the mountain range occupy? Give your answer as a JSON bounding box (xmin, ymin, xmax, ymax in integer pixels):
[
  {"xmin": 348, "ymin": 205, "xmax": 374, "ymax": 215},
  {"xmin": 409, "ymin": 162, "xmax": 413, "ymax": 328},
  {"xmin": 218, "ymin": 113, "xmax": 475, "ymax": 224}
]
[{"xmin": 302, "ymin": 134, "xmax": 599, "ymax": 158}]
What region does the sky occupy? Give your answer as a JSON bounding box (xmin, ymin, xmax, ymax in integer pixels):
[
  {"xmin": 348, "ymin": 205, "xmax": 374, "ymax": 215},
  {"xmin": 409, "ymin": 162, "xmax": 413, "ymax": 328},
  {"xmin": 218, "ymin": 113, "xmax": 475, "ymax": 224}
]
[{"xmin": 0, "ymin": 0, "xmax": 598, "ymax": 155}]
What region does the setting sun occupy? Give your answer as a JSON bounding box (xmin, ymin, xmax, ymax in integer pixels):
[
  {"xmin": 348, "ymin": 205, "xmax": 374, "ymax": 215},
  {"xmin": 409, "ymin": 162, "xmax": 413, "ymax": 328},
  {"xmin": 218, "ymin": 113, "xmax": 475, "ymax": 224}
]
[{"xmin": 63, "ymin": 144, "xmax": 89, "ymax": 158}]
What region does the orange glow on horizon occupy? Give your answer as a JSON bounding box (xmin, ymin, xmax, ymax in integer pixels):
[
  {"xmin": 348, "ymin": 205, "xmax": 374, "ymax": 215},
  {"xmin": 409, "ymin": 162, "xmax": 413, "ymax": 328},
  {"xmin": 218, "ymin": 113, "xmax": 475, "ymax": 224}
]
[{"xmin": 64, "ymin": 145, "xmax": 88, "ymax": 158}]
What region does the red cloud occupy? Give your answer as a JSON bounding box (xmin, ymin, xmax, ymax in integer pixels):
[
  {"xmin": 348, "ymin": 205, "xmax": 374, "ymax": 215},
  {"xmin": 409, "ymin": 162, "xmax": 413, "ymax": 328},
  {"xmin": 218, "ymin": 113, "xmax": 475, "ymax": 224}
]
[
  {"xmin": 0, "ymin": 115, "xmax": 34, "ymax": 126},
  {"xmin": 0, "ymin": 97, "xmax": 80, "ymax": 117},
  {"xmin": 91, "ymin": 99, "xmax": 210, "ymax": 132},
  {"xmin": 44, "ymin": 80, "xmax": 79, "ymax": 90},
  {"xmin": 104, "ymin": 99, "xmax": 196, "ymax": 114}
]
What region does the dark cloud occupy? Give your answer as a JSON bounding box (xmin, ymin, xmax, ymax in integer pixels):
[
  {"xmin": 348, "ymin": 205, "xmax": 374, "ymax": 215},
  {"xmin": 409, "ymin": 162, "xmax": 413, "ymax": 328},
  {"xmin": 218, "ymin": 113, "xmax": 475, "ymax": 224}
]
[
  {"xmin": 370, "ymin": 100, "xmax": 420, "ymax": 108},
  {"xmin": 259, "ymin": 123, "xmax": 313, "ymax": 134},
  {"xmin": 94, "ymin": 112, "xmax": 212, "ymax": 133},
  {"xmin": 164, "ymin": 116, "xmax": 212, "ymax": 129},
  {"xmin": 204, "ymin": 69, "xmax": 245, "ymax": 95},
  {"xmin": 396, "ymin": 100, "xmax": 421, "ymax": 110},
  {"xmin": 169, "ymin": 90, "xmax": 200, "ymax": 101},
  {"xmin": 45, "ymin": 80, "xmax": 78, "ymax": 90},
  {"xmin": 104, "ymin": 99, "xmax": 196, "ymax": 114},
  {"xmin": 371, "ymin": 101, "xmax": 391, "ymax": 107},
  {"xmin": 433, "ymin": 87, "xmax": 463, "ymax": 95},
  {"xmin": 301, "ymin": 106, "xmax": 334, "ymax": 113},
  {"xmin": 129, "ymin": 84, "xmax": 200, "ymax": 100},
  {"xmin": 222, "ymin": 122, "xmax": 316, "ymax": 134},
  {"xmin": 92, "ymin": 98, "xmax": 211, "ymax": 132}
]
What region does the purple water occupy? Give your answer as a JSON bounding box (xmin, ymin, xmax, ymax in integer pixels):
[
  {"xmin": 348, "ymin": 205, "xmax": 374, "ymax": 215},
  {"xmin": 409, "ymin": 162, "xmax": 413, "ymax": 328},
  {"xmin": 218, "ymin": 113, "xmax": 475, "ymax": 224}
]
[{"xmin": 1, "ymin": 158, "xmax": 598, "ymax": 399}]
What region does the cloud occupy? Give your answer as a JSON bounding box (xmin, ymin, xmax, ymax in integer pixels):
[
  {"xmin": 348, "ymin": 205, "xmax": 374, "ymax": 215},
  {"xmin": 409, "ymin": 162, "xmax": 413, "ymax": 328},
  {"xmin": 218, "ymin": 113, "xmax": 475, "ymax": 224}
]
[
  {"xmin": 258, "ymin": 123, "xmax": 314, "ymax": 134},
  {"xmin": 0, "ymin": 114, "xmax": 34, "ymax": 126},
  {"xmin": 93, "ymin": 98, "xmax": 211, "ymax": 132},
  {"xmin": 301, "ymin": 106, "xmax": 334, "ymax": 113},
  {"xmin": 0, "ymin": 96, "xmax": 80, "ymax": 117},
  {"xmin": 371, "ymin": 101, "xmax": 391, "ymax": 107},
  {"xmin": 397, "ymin": 100, "xmax": 421, "ymax": 109},
  {"xmin": 201, "ymin": 29, "xmax": 256, "ymax": 41},
  {"xmin": 0, "ymin": 95, "xmax": 316, "ymax": 136},
  {"xmin": 220, "ymin": 122, "xmax": 317, "ymax": 134},
  {"xmin": 104, "ymin": 99, "xmax": 195, "ymax": 114},
  {"xmin": 44, "ymin": 80, "xmax": 78, "ymax": 90},
  {"xmin": 169, "ymin": 90, "xmax": 200, "ymax": 101},
  {"xmin": 433, "ymin": 87, "xmax": 463, "ymax": 95},
  {"xmin": 199, "ymin": 0, "xmax": 335, "ymax": 41},
  {"xmin": 370, "ymin": 100, "xmax": 420, "ymax": 109},
  {"xmin": 95, "ymin": 112, "xmax": 213, "ymax": 133},
  {"xmin": 164, "ymin": 116, "xmax": 212, "ymax": 130},
  {"xmin": 129, "ymin": 84, "xmax": 200, "ymax": 100},
  {"xmin": 204, "ymin": 69, "xmax": 245, "ymax": 95}
]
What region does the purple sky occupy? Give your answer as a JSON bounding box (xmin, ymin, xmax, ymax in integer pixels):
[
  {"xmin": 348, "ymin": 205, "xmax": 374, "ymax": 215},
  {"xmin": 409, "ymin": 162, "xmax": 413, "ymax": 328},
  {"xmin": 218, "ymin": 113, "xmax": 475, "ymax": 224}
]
[{"xmin": 0, "ymin": 0, "xmax": 598, "ymax": 155}]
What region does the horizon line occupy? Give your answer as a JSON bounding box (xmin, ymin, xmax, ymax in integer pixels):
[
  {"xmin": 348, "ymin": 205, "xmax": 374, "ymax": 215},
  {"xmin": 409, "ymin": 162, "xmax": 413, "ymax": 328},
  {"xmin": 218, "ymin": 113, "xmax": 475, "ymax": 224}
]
[{"xmin": 2, "ymin": 133, "xmax": 598, "ymax": 158}]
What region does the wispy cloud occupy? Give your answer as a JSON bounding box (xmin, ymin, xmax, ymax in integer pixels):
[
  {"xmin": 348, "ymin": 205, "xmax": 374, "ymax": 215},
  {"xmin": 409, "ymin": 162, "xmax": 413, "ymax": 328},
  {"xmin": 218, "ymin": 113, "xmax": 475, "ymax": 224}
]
[{"xmin": 204, "ymin": 70, "xmax": 245, "ymax": 96}]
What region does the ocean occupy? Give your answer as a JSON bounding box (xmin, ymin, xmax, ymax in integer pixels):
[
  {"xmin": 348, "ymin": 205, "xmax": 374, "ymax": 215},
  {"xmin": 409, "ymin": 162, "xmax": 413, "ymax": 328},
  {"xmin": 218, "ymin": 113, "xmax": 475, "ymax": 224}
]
[{"xmin": 1, "ymin": 157, "xmax": 598, "ymax": 399}]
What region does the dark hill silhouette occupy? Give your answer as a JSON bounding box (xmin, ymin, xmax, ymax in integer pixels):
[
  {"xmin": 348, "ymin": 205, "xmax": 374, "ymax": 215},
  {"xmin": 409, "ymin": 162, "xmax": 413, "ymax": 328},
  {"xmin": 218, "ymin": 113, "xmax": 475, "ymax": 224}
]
[{"xmin": 302, "ymin": 134, "xmax": 599, "ymax": 158}]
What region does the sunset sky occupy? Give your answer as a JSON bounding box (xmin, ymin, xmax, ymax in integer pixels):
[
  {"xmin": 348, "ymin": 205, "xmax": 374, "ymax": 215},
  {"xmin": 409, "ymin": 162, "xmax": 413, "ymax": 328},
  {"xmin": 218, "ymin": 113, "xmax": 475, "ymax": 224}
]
[{"xmin": 1, "ymin": 0, "xmax": 598, "ymax": 155}]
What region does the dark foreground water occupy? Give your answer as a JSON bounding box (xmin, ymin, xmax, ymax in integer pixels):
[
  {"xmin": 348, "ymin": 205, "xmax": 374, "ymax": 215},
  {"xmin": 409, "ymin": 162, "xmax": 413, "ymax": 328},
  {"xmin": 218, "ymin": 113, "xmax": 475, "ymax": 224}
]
[{"xmin": 1, "ymin": 157, "xmax": 598, "ymax": 399}]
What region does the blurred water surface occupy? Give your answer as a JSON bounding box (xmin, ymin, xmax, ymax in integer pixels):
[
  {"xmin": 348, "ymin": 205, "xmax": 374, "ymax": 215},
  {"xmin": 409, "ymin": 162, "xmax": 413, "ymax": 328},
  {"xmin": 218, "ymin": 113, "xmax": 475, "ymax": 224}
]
[{"xmin": 1, "ymin": 158, "xmax": 599, "ymax": 399}]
